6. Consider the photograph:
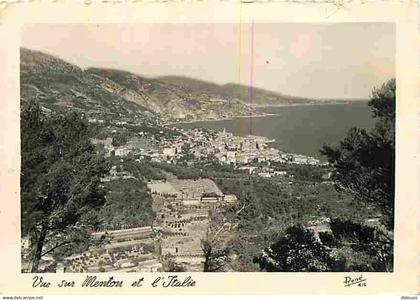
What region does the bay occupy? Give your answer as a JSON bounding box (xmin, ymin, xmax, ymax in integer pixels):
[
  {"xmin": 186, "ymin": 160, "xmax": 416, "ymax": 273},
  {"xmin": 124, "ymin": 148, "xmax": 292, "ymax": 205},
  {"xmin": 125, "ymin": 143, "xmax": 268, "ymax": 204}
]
[{"xmin": 174, "ymin": 101, "xmax": 375, "ymax": 160}]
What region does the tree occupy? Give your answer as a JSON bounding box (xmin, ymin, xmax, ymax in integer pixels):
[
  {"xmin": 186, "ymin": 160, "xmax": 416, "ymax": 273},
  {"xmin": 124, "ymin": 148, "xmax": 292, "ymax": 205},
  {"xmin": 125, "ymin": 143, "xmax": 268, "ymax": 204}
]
[
  {"xmin": 111, "ymin": 131, "xmax": 128, "ymax": 147},
  {"xmin": 201, "ymin": 209, "xmax": 235, "ymax": 272},
  {"xmin": 161, "ymin": 254, "xmax": 187, "ymax": 272},
  {"xmin": 201, "ymin": 240, "xmax": 229, "ymax": 272},
  {"xmin": 321, "ymin": 79, "xmax": 395, "ymax": 228},
  {"xmin": 253, "ymin": 226, "xmax": 341, "ymax": 272},
  {"xmin": 179, "ymin": 143, "xmax": 195, "ymax": 164},
  {"xmin": 320, "ymin": 219, "xmax": 393, "ymax": 272},
  {"xmin": 21, "ymin": 101, "xmax": 109, "ymax": 272},
  {"xmin": 253, "ymin": 219, "xmax": 393, "ymax": 272},
  {"xmin": 253, "ymin": 80, "xmax": 396, "ymax": 273}
]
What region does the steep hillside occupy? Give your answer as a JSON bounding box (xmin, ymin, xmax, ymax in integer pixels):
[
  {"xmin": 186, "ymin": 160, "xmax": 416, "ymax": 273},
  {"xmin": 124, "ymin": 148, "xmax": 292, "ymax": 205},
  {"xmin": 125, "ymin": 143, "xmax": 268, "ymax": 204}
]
[
  {"xmin": 21, "ymin": 48, "xmax": 317, "ymax": 123},
  {"xmin": 158, "ymin": 76, "xmax": 314, "ymax": 106},
  {"xmin": 87, "ymin": 68, "xmax": 255, "ymax": 122},
  {"xmin": 20, "ymin": 48, "xmax": 155, "ymax": 121}
]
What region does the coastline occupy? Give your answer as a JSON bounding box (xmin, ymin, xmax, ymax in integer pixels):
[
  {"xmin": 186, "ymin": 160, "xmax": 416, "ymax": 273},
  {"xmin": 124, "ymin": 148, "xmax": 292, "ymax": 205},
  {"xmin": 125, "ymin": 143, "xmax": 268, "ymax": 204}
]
[
  {"xmin": 248, "ymin": 101, "xmax": 351, "ymax": 108},
  {"xmin": 166, "ymin": 101, "xmax": 354, "ymax": 126},
  {"xmin": 167, "ymin": 112, "xmax": 279, "ymax": 126},
  {"xmin": 165, "ymin": 100, "xmax": 371, "ymax": 161}
]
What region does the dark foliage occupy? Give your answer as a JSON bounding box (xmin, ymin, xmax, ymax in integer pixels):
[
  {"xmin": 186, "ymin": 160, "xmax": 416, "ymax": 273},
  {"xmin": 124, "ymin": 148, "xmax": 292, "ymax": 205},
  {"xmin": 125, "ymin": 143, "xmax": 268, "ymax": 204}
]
[
  {"xmin": 99, "ymin": 179, "xmax": 155, "ymax": 228},
  {"xmin": 21, "ymin": 100, "xmax": 109, "ymax": 272},
  {"xmin": 254, "ymin": 219, "xmax": 393, "ymax": 272},
  {"xmin": 321, "ymin": 79, "xmax": 395, "ymax": 228},
  {"xmin": 253, "ymin": 226, "xmax": 340, "ymax": 272}
]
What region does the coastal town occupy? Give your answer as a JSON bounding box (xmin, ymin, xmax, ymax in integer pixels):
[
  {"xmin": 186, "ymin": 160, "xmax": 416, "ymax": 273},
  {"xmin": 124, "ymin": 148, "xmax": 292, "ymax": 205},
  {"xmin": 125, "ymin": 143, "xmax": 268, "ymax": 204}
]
[
  {"xmin": 88, "ymin": 113, "xmax": 324, "ymax": 173},
  {"xmin": 21, "ymin": 112, "xmax": 329, "ymax": 273},
  {"xmin": 19, "ymin": 24, "xmax": 396, "ymax": 276}
]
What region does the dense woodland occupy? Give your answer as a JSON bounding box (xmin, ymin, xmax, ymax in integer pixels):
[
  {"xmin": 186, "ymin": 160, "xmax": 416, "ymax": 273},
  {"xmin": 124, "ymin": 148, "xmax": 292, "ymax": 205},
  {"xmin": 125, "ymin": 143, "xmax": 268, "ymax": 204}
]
[
  {"xmin": 99, "ymin": 179, "xmax": 155, "ymax": 229},
  {"xmin": 21, "ymin": 101, "xmax": 109, "ymax": 272}
]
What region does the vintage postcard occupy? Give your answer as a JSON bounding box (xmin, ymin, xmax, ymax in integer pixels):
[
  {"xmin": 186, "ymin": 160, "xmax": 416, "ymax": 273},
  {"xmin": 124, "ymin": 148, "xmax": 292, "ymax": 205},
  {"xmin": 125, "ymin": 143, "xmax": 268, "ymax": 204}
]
[{"xmin": 0, "ymin": 0, "xmax": 418, "ymax": 296}]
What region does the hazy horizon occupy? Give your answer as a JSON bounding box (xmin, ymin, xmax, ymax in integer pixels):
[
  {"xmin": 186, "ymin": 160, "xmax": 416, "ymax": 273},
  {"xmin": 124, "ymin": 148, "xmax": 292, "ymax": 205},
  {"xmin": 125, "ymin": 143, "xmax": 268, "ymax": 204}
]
[{"xmin": 21, "ymin": 23, "xmax": 395, "ymax": 100}]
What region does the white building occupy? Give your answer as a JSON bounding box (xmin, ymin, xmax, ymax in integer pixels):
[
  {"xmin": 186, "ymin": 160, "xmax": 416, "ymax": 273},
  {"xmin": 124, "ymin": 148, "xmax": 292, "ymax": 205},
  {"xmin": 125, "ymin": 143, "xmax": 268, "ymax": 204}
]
[
  {"xmin": 115, "ymin": 147, "xmax": 130, "ymax": 157},
  {"xmin": 162, "ymin": 147, "xmax": 177, "ymax": 158}
]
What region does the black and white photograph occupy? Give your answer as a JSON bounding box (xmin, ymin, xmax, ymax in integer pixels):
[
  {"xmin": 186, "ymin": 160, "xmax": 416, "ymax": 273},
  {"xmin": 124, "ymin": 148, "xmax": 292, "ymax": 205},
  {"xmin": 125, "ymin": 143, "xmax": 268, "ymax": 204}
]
[{"xmin": 19, "ymin": 22, "xmax": 397, "ymax": 274}]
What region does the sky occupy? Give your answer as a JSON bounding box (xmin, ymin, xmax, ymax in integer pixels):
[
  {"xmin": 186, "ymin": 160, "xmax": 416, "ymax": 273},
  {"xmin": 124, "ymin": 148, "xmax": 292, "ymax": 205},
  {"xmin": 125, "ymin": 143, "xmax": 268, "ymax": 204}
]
[{"xmin": 21, "ymin": 23, "xmax": 395, "ymax": 99}]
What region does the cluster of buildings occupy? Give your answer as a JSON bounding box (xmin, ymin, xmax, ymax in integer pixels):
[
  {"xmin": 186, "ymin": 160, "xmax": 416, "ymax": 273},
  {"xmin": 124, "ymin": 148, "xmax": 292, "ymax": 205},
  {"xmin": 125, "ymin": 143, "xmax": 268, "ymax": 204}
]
[
  {"xmin": 148, "ymin": 177, "xmax": 237, "ymax": 271},
  {"xmin": 21, "ymin": 174, "xmax": 237, "ymax": 273},
  {"xmin": 22, "ymin": 115, "xmax": 328, "ymax": 273},
  {"xmin": 90, "ymin": 126, "xmax": 324, "ymax": 181},
  {"xmin": 89, "ymin": 112, "xmax": 323, "ymax": 172},
  {"xmin": 21, "ymin": 226, "xmax": 163, "ymax": 273},
  {"xmin": 90, "ymin": 135, "xmax": 160, "ymax": 159},
  {"xmin": 85, "ymin": 110, "xmax": 162, "ymax": 128},
  {"xmin": 158, "ymin": 128, "xmax": 322, "ymax": 167},
  {"xmin": 64, "ymin": 226, "xmax": 162, "ymax": 273},
  {"xmin": 239, "ymin": 166, "xmax": 288, "ymax": 178}
]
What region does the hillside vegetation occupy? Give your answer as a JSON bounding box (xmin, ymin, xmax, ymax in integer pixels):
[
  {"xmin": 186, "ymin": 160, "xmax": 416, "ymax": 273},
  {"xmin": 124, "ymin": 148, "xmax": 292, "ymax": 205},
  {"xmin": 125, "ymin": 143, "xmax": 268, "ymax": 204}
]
[
  {"xmin": 21, "ymin": 48, "xmax": 153, "ymax": 119},
  {"xmin": 21, "ymin": 48, "xmax": 321, "ymax": 122},
  {"xmin": 158, "ymin": 75, "xmax": 314, "ymax": 106}
]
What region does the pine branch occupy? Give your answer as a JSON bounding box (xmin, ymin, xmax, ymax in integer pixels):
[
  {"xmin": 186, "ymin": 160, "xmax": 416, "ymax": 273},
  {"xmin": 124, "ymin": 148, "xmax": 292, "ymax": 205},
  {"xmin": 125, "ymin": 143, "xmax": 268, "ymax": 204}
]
[{"xmin": 40, "ymin": 240, "xmax": 72, "ymax": 257}]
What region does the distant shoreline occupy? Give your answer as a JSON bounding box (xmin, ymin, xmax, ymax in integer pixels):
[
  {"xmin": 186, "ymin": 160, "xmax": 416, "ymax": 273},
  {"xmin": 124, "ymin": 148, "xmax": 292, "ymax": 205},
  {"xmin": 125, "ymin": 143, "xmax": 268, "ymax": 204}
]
[
  {"xmin": 247, "ymin": 101, "xmax": 351, "ymax": 108},
  {"xmin": 167, "ymin": 101, "xmax": 355, "ymax": 126},
  {"xmin": 167, "ymin": 112, "xmax": 278, "ymax": 126}
]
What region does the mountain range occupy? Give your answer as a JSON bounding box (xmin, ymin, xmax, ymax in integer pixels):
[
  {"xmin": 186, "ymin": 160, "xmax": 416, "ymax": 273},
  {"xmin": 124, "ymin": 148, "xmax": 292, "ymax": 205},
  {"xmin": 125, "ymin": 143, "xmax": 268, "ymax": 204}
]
[{"xmin": 21, "ymin": 48, "xmax": 318, "ymax": 122}]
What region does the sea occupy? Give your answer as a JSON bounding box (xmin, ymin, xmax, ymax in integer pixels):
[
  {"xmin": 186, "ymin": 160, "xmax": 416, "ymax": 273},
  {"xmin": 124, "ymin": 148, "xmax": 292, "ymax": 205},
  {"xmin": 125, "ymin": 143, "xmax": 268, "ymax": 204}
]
[{"xmin": 174, "ymin": 101, "xmax": 375, "ymax": 160}]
